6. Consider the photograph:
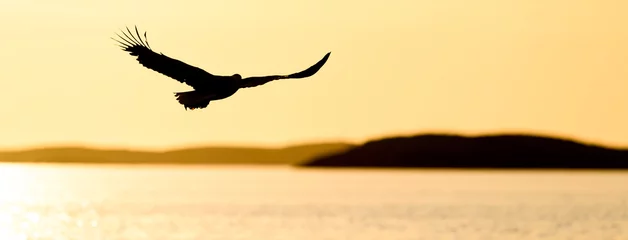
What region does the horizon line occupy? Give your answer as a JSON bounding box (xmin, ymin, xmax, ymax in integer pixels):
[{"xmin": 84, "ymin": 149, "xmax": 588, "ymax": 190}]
[{"xmin": 1, "ymin": 131, "xmax": 626, "ymax": 152}]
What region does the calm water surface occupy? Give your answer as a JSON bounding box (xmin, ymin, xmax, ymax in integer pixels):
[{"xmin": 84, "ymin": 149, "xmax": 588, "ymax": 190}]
[{"xmin": 1, "ymin": 164, "xmax": 627, "ymax": 239}]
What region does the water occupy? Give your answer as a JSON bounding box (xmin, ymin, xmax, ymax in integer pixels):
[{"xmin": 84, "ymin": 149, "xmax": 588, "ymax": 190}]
[{"xmin": 1, "ymin": 164, "xmax": 628, "ymax": 239}]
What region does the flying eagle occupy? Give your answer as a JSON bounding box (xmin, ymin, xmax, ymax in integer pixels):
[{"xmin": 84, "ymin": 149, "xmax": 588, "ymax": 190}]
[{"xmin": 112, "ymin": 26, "xmax": 331, "ymax": 110}]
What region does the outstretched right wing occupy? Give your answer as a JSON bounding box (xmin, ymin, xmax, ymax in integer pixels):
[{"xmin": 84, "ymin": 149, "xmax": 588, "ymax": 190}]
[
  {"xmin": 112, "ymin": 26, "xmax": 219, "ymax": 89},
  {"xmin": 238, "ymin": 52, "xmax": 331, "ymax": 89}
]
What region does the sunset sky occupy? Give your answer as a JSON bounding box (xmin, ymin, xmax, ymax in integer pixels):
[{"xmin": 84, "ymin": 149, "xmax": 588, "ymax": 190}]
[{"xmin": 0, "ymin": 0, "xmax": 626, "ymax": 150}]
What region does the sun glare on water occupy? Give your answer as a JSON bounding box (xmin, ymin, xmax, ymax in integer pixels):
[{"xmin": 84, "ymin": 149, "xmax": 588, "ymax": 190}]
[
  {"xmin": 0, "ymin": 164, "xmax": 42, "ymax": 239},
  {"xmin": 0, "ymin": 164, "xmax": 102, "ymax": 239},
  {"xmin": 0, "ymin": 164, "xmax": 42, "ymax": 198}
]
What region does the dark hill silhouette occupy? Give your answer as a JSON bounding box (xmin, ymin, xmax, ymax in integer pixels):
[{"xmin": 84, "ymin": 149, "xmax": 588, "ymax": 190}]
[
  {"xmin": 0, "ymin": 143, "xmax": 352, "ymax": 165},
  {"xmin": 299, "ymin": 133, "xmax": 628, "ymax": 169}
]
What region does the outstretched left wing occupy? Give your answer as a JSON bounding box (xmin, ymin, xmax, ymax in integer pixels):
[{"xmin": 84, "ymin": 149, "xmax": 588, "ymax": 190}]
[
  {"xmin": 238, "ymin": 52, "xmax": 331, "ymax": 89},
  {"xmin": 112, "ymin": 26, "xmax": 223, "ymax": 89}
]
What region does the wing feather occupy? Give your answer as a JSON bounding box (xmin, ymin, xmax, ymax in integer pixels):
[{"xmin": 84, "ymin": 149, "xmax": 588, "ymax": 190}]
[
  {"xmin": 113, "ymin": 26, "xmax": 219, "ymax": 89},
  {"xmin": 239, "ymin": 52, "xmax": 331, "ymax": 88}
]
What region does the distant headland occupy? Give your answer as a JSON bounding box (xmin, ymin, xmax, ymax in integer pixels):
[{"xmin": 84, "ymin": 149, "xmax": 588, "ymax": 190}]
[
  {"xmin": 299, "ymin": 133, "xmax": 628, "ymax": 169},
  {"xmin": 0, "ymin": 143, "xmax": 353, "ymax": 165}
]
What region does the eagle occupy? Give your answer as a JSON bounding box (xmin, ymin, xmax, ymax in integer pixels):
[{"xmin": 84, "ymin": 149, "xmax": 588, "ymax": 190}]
[{"xmin": 112, "ymin": 26, "xmax": 331, "ymax": 110}]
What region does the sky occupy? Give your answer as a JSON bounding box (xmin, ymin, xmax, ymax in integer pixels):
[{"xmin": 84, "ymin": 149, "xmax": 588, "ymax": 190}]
[{"xmin": 0, "ymin": 0, "xmax": 626, "ymax": 150}]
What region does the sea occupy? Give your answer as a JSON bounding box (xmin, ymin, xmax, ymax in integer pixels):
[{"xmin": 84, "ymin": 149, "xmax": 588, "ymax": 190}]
[{"xmin": 1, "ymin": 163, "xmax": 627, "ymax": 240}]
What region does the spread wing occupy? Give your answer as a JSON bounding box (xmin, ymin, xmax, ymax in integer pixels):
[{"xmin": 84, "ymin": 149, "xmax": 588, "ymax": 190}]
[
  {"xmin": 112, "ymin": 26, "xmax": 221, "ymax": 89},
  {"xmin": 238, "ymin": 52, "xmax": 331, "ymax": 89}
]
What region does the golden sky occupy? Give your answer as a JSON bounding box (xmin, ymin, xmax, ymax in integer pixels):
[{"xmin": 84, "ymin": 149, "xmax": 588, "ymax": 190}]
[{"xmin": 0, "ymin": 0, "xmax": 626, "ymax": 150}]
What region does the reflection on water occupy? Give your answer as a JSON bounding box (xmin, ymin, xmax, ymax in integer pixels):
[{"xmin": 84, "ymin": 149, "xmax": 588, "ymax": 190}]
[{"xmin": 1, "ymin": 163, "xmax": 628, "ymax": 239}]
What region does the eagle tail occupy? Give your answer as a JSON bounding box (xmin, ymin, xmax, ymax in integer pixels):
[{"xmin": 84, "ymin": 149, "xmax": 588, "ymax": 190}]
[{"xmin": 173, "ymin": 91, "xmax": 211, "ymax": 110}]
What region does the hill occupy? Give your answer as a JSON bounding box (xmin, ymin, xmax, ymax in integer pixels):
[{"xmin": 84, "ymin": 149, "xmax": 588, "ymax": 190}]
[
  {"xmin": 0, "ymin": 143, "xmax": 353, "ymax": 165},
  {"xmin": 299, "ymin": 133, "xmax": 628, "ymax": 169}
]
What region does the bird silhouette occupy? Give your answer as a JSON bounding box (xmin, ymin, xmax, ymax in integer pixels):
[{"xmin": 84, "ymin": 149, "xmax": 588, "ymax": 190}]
[{"xmin": 112, "ymin": 26, "xmax": 331, "ymax": 110}]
